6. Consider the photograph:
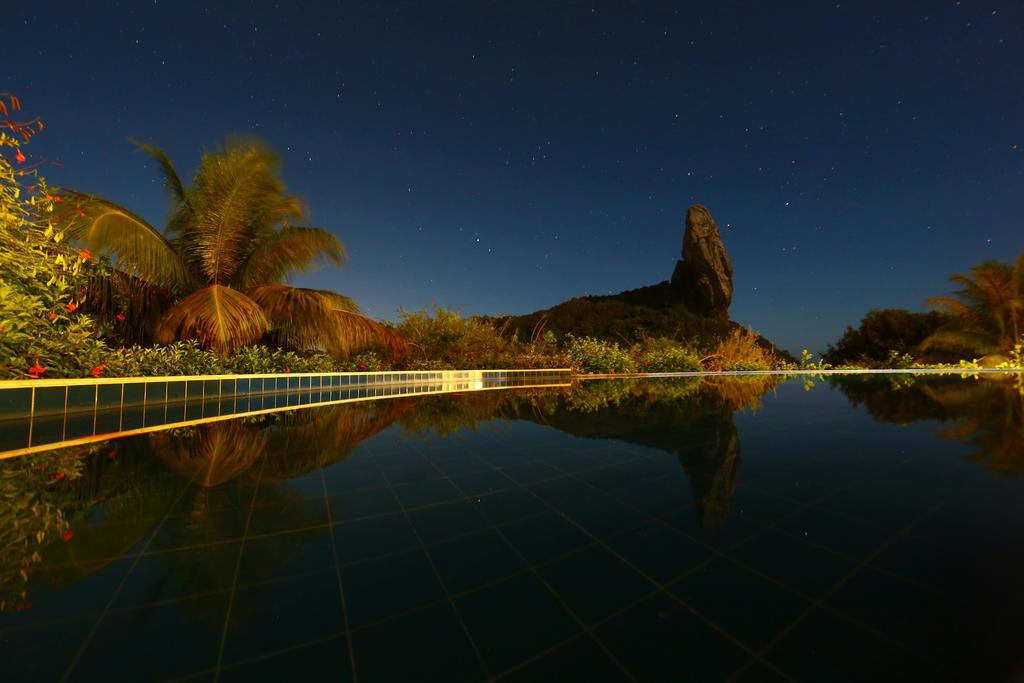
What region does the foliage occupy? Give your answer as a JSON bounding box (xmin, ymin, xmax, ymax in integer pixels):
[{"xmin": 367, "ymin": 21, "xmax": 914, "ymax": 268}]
[
  {"xmin": 0, "ymin": 447, "xmax": 84, "ymax": 612},
  {"xmin": 798, "ymin": 349, "xmax": 832, "ymax": 371},
  {"xmin": 921, "ymin": 255, "xmax": 1024, "ymax": 359},
  {"xmin": 489, "ymin": 282, "xmax": 737, "ymax": 348},
  {"xmin": 823, "ymin": 309, "xmax": 955, "ymax": 366},
  {"xmin": 107, "ymin": 342, "xmax": 347, "ymax": 376},
  {"xmin": 58, "ymin": 137, "xmax": 404, "ymax": 357},
  {"xmin": 707, "ymin": 327, "xmax": 776, "ymax": 371},
  {"xmin": 0, "ymin": 95, "xmax": 114, "ymax": 380},
  {"xmin": 392, "ymin": 307, "xmax": 565, "ymax": 370},
  {"xmin": 337, "ymin": 350, "xmax": 388, "ymax": 372},
  {"xmin": 832, "ymin": 374, "xmax": 1024, "ymax": 475},
  {"xmin": 632, "ymin": 337, "xmax": 701, "ymax": 373},
  {"xmin": 564, "ymin": 335, "xmax": 636, "ymax": 374}
]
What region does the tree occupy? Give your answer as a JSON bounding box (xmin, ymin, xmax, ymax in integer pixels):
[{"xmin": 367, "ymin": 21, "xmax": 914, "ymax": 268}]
[
  {"xmin": 921, "ymin": 255, "xmax": 1024, "ymax": 359},
  {"xmin": 823, "ymin": 309, "xmax": 952, "ymax": 366},
  {"xmin": 59, "ymin": 137, "xmax": 404, "ymax": 357}
]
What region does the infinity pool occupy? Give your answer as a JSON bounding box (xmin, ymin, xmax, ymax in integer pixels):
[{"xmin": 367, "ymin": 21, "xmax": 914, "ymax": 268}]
[{"xmin": 1, "ymin": 374, "xmax": 1022, "ymax": 681}]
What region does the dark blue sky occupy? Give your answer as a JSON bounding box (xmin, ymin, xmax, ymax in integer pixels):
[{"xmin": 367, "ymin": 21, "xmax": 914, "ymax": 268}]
[{"xmin": 9, "ymin": 1, "xmax": 1023, "ymax": 353}]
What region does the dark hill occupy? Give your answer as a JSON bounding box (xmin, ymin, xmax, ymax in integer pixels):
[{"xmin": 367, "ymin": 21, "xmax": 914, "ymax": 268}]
[{"xmin": 485, "ymin": 205, "xmax": 788, "ymax": 357}]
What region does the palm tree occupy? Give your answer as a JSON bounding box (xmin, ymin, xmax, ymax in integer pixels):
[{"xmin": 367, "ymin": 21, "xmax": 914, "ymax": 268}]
[
  {"xmin": 921, "ymin": 253, "xmax": 1024, "ymax": 358},
  {"xmin": 59, "ymin": 137, "xmax": 404, "ymax": 357}
]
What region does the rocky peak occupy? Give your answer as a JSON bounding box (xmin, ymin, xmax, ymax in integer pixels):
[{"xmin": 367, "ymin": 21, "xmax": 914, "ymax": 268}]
[{"xmin": 670, "ymin": 204, "xmax": 733, "ymax": 319}]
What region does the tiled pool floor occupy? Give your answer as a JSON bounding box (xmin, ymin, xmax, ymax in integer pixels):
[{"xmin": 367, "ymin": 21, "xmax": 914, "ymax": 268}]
[{"xmin": 1, "ymin": 375, "xmax": 1022, "ymax": 681}]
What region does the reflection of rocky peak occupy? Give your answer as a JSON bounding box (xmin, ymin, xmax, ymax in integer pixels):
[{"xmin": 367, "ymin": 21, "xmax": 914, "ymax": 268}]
[
  {"xmin": 670, "ymin": 205, "xmax": 734, "ymax": 319},
  {"xmin": 501, "ymin": 381, "xmax": 750, "ymax": 531},
  {"xmin": 676, "ymin": 411, "xmax": 741, "ymax": 531}
]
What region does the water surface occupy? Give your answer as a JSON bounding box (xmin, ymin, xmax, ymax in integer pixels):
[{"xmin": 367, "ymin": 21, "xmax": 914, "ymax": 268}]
[{"xmin": 1, "ymin": 374, "xmax": 1022, "ymax": 681}]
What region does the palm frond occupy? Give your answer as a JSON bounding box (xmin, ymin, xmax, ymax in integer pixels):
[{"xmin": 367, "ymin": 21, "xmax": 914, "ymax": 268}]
[
  {"xmin": 58, "ymin": 191, "xmax": 191, "ymax": 288},
  {"xmin": 155, "ymin": 285, "xmax": 270, "ymax": 353},
  {"xmin": 325, "ymin": 309, "xmax": 409, "ymax": 358},
  {"xmin": 234, "ymin": 226, "xmax": 346, "ymax": 287},
  {"xmin": 924, "ymin": 296, "xmax": 973, "ymax": 317},
  {"xmin": 1009, "ymin": 251, "xmax": 1024, "ymax": 297},
  {"xmin": 129, "ymin": 139, "xmax": 189, "ymax": 209},
  {"xmin": 245, "ymin": 284, "xmax": 406, "ymax": 357},
  {"xmin": 151, "ymin": 422, "xmax": 266, "ymax": 487},
  {"xmin": 183, "ymin": 141, "xmax": 299, "ymax": 284},
  {"xmin": 919, "ymin": 328, "xmax": 997, "ymax": 355},
  {"xmin": 83, "ymin": 268, "xmax": 175, "ymax": 344}
]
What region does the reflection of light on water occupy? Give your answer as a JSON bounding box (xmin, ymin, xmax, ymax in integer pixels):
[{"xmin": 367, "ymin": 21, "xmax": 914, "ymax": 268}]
[{"xmin": 0, "ymin": 371, "xmax": 571, "ymax": 460}]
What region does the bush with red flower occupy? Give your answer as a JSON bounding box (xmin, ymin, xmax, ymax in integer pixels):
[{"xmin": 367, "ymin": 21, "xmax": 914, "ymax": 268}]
[{"xmin": 0, "ymin": 95, "xmax": 111, "ymax": 379}]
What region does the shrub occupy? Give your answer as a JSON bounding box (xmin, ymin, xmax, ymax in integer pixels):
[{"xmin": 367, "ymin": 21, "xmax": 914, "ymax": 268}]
[
  {"xmin": 338, "ymin": 350, "xmax": 389, "ymax": 372},
  {"xmin": 708, "ymin": 328, "xmax": 775, "ymax": 371},
  {"xmin": 0, "ymin": 97, "xmax": 113, "ymax": 380},
  {"xmin": 565, "ymin": 335, "xmax": 636, "ymax": 374},
  {"xmin": 633, "ymin": 338, "xmax": 701, "ymax": 373},
  {"xmin": 392, "ymin": 307, "xmax": 501, "ymax": 368}
]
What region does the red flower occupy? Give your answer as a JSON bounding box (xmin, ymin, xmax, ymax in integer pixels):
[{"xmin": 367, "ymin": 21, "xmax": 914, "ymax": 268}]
[
  {"xmin": 116, "ymin": 313, "xmax": 126, "ymax": 321},
  {"xmin": 28, "ymin": 362, "xmax": 45, "ymax": 378},
  {"xmin": 610, "ymin": 368, "xmax": 616, "ymax": 373},
  {"xmin": 14, "ymin": 148, "xmax": 25, "ymax": 163},
  {"xmin": 65, "ymin": 301, "xmax": 77, "ymax": 312},
  {"xmin": 63, "ymin": 529, "xmax": 74, "ymax": 542},
  {"xmin": 284, "ymin": 367, "xmax": 291, "ymax": 373},
  {"xmin": 107, "ymin": 449, "xmax": 118, "ymax": 459},
  {"xmin": 90, "ymin": 365, "xmax": 104, "ymax": 378},
  {"xmin": 51, "ymin": 471, "xmax": 65, "ymax": 481},
  {"xmin": 48, "ymin": 311, "xmax": 58, "ymax": 322},
  {"xmin": 358, "ymin": 363, "xmax": 367, "ymax": 371},
  {"xmin": 78, "ymin": 248, "xmax": 93, "ymax": 261}
]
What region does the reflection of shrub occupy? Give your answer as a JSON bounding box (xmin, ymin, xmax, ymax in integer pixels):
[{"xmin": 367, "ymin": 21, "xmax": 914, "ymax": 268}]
[
  {"xmin": 0, "ymin": 448, "xmax": 84, "ymax": 612},
  {"xmin": 565, "ymin": 335, "xmax": 637, "ymax": 374}
]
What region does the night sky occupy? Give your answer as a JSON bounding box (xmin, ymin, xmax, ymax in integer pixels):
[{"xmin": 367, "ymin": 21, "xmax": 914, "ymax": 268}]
[{"xmin": 8, "ymin": 1, "xmax": 1023, "ymax": 354}]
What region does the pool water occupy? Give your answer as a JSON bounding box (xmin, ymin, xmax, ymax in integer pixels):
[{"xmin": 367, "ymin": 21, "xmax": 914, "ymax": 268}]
[{"xmin": 1, "ymin": 374, "xmax": 1022, "ymax": 681}]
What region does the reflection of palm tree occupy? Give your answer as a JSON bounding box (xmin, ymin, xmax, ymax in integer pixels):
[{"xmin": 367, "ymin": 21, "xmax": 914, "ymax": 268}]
[
  {"xmin": 922, "ymin": 254, "xmax": 1024, "ymax": 357},
  {"xmin": 60, "ymin": 138, "xmax": 404, "ymax": 356},
  {"xmin": 259, "ymin": 399, "xmax": 414, "ymax": 482},
  {"xmin": 922, "ymin": 379, "xmax": 1024, "ymax": 475},
  {"xmin": 153, "ymin": 423, "xmax": 268, "ymax": 488},
  {"xmin": 834, "ymin": 375, "xmax": 1024, "ymax": 475}
]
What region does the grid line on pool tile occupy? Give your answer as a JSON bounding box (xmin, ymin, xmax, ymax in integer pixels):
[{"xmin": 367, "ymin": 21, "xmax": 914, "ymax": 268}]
[
  {"xmin": 582, "ymin": 447, "xmax": 955, "ymax": 678},
  {"xmin": 463, "ymin": 445, "xmax": 796, "ymax": 682},
  {"xmin": 212, "ymin": 459, "xmax": 267, "ymax": 683},
  {"xmin": 535, "ymin": 436, "xmax": 972, "ymax": 678},
  {"xmin": 8, "ymin": 401, "xmax": 974, "ymax": 683},
  {"xmin": 320, "ymin": 455, "xmax": 359, "ymax": 683},
  {"xmin": 399, "ymin": 440, "xmax": 643, "ymax": 683},
  {"xmin": 723, "ymin": 494, "xmax": 959, "ymax": 682},
  {"xmin": 377, "ymin": 462, "xmax": 494, "ymax": 679},
  {"xmin": 57, "ymin": 479, "xmax": 195, "ymax": 683},
  {"xmin": 471, "ymin": 421, "xmax": 937, "ymax": 675}
]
